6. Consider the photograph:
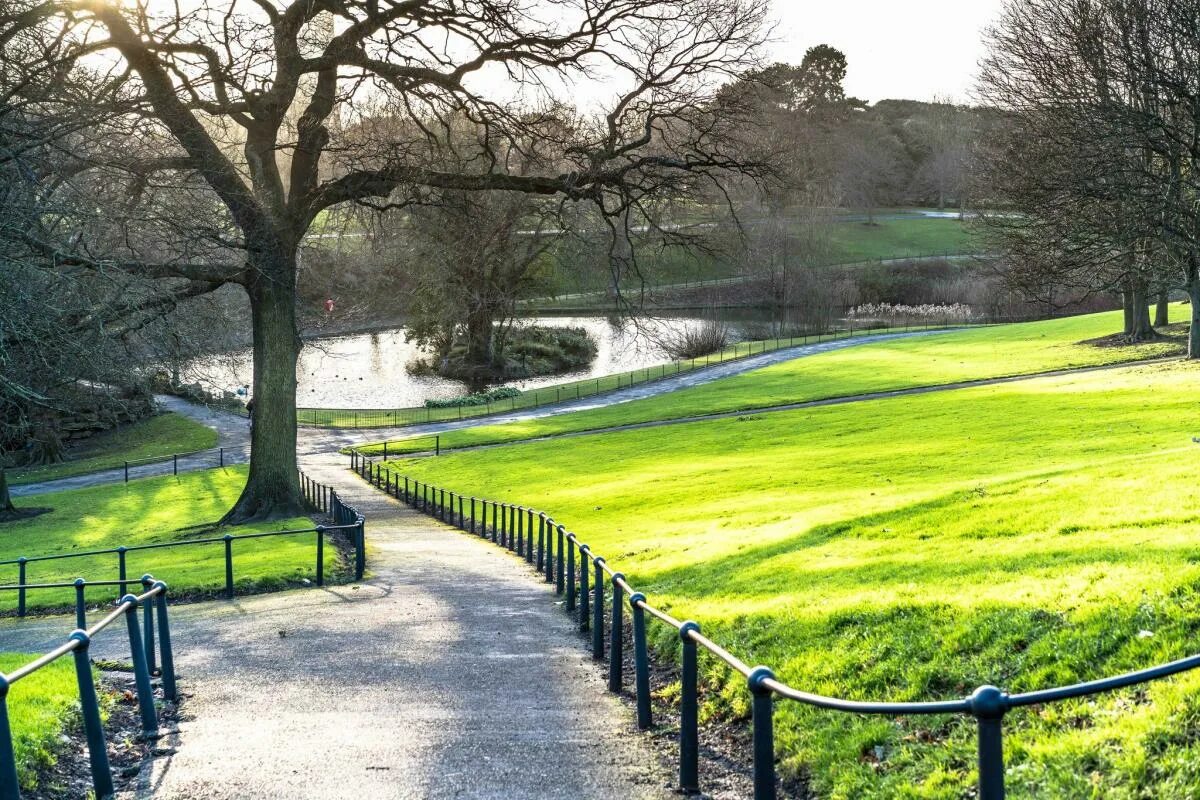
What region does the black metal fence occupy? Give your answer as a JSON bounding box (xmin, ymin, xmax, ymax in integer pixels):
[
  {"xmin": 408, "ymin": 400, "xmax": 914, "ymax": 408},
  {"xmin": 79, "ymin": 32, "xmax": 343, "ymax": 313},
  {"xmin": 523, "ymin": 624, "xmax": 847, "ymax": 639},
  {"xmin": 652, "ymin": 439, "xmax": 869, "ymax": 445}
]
[
  {"xmin": 122, "ymin": 444, "xmax": 250, "ymax": 482},
  {"xmin": 0, "ymin": 471, "xmax": 365, "ymax": 617},
  {"xmin": 350, "ymin": 450, "xmax": 1200, "ymax": 800},
  {"xmin": 0, "ymin": 576, "xmax": 177, "ymax": 799}
]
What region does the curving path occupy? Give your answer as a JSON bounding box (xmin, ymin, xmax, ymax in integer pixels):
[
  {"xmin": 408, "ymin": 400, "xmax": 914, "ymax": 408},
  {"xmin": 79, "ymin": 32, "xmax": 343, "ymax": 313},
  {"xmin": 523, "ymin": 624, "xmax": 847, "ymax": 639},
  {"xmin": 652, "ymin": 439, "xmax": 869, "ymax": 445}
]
[
  {"xmin": 11, "ymin": 329, "xmax": 955, "ymax": 496},
  {"xmin": 0, "ymin": 454, "xmax": 672, "ymax": 799}
]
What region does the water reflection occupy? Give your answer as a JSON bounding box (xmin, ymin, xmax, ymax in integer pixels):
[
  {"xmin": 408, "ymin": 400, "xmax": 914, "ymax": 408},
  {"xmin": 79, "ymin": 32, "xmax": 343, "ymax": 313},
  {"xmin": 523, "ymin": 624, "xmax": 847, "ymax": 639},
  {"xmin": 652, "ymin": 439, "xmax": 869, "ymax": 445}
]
[{"xmin": 185, "ymin": 311, "xmax": 805, "ymax": 409}]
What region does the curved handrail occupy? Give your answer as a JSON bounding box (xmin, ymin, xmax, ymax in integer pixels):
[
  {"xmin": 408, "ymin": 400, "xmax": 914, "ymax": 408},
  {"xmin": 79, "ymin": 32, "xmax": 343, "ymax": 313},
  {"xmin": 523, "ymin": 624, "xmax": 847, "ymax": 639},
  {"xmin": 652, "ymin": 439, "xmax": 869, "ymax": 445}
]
[{"xmin": 354, "ymin": 452, "xmax": 1200, "ymax": 800}]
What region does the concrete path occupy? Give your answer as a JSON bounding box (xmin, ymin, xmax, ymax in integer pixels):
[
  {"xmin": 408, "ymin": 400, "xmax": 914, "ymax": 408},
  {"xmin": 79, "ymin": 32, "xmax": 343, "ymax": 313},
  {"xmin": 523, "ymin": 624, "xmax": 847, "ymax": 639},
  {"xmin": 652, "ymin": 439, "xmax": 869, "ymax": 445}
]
[{"xmin": 0, "ymin": 455, "xmax": 670, "ymax": 799}]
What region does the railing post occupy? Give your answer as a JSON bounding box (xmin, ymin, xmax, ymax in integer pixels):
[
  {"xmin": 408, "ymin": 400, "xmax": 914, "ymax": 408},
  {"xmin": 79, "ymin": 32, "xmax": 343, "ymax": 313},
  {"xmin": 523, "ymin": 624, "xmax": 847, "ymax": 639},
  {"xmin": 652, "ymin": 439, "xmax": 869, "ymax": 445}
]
[
  {"xmin": 405, "ymin": 476, "xmax": 410, "ymax": 504},
  {"xmin": 153, "ymin": 583, "xmax": 178, "ymax": 702},
  {"xmin": 173, "ymin": 453, "xmax": 177, "ymax": 476},
  {"xmin": 117, "ymin": 547, "xmax": 127, "ymax": 595},
  {"xmin": 316, "ymin": 526, "xmax": 326, "ymax": 586},
  {"xmin": 544, "ymin": 517, "xmax": 554, "ymax": 582},
  {"xmin": 471, "ymin": 498, "xmax": 477, "ymax": 534},
  {"xmin": 748, "ymin": 666, "xmax": 777, "ymax": 800},
  {"xmin": 74, "ymin": 578, "xmax": 86, "ymax": 629},
  {"xmin": 0, "ymin": 677, "xmax": 19, "ymax": 799},
  {"xmin": 516, "ymin": 506, "xmax": 524, "ymax": 556},
  {"xmin": 970, "ymin": 685, "xmax": 1009, "ymax": 800},
  {"xmin": 71, "ymin": 631, "xmax": 115, "ymax": 799},
  {"xmin": 679, "ymin": 621, "xmax": 701, "ymax": 794},
  {"xmin": 579, "ymin": 546, "xmax": 590, "ymax": 631},
  {"xmin": 121, "ymin": 595, "xmax": 159, "ymax": 737},
  {"xmin": 526, "ymin": 509, "xmax": 535, "ymax": 563},
  {"xmin": 223, "ymin": 534, "xmax": 234, "ymax": 599},
  {"xmin": 220, "ymin": 447, "xmax": 224, "ymax": 467},
  {"xmin": 592, "ymin": 558, "xmax": 605, "ymax": 659},
  {"xmin": 491, "ymin": 502, "xmax": 498, "ymax": 543},
  {"xmin": 629, "ymin": 592, "xmax": 652, "ymax": 729},
  {"xmin": 566, "ymin": 540, "xmax": 576, "ymax": 611},
  {"xmin": 609, "ymin": 573, "xmax": 625, "ymax": 691},
  {"xmin": 556, "ymin": 526, "xmax": 566, "ymax": 593},
  {"xmin": 140, "ymin": 575, "xmax": 156, "ymax": 675},
  {"xmin": 16, "ymin": 559, "xmax": 25, "ymax": 618},
  {"xmin": 537, "ymin": 513, "xmax": 545, "ymax": 571},
  {"xmin": 124, "ymin": 461, "xmax": 129, "ymax": 483},
  {"xmin": 355, "ymin": 518, "xmax": 366, "ymax": 580}
]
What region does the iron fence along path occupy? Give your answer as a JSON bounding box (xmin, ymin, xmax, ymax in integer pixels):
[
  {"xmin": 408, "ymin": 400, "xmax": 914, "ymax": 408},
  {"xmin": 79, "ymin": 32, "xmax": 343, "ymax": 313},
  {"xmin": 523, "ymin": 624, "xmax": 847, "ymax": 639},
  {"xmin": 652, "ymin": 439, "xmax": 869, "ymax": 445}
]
[{"xmin": 351, "ymin": 450, "xmax": 1200, "ymax": 800}]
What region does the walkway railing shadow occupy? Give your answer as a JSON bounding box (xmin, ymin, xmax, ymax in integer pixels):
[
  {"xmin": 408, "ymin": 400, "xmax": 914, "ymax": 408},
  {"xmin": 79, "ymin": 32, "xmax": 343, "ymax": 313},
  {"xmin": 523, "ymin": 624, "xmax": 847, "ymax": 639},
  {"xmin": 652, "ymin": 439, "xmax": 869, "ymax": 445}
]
[{"xmin": 351, "ymin": 449, "xmax": 1200, "ymax": 800}]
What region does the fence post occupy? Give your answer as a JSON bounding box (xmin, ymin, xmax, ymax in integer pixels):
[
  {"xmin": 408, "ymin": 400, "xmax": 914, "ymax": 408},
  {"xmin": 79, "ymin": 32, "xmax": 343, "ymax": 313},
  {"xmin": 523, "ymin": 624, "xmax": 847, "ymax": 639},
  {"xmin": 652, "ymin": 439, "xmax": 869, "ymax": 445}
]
[
  {"xmin": 355, "ymin": 518, "xmax": 366, "ymax": 580},
  {"xmin": 223, "ymin": 534, "xmax": 234, "ymax": 599},
  {"xmin": 16, "ymin": 559, "xmax": 25, "ymax": 618},
  {"xmin": 140, "ymin": 575, "xmax": 156, "ymax": 675},
  {"xmin": 537, "ymin": 514, "xmax": 546, "ymax": 570},
  {"xmin": 121, "ymin": 595, "xmax": 159, "ymax": 736},
  {"xmin": 0, "ymin": 678, "xmax": 19, "ymax": 799},
  {"xmin": 579, "ymin": 545, "xmax": 591, "ymax": 631},
  {"xmin": 74, "ymin": 578, "xmax": 86, "ymax": 629},
  {"xmin": 556, "ymin": 526, "xmax": 566, "ymax": 593},
  {"xmin": 609, "ymin": 573, "xmax": 625, "ymax": 691},
  {"xmin": 173, "ymin": 453, "xmax": 177, "ymax": 476},
  {"xmin": 544, "ymin": 517, "xmax": 554, "ymax": 582},
  {"xmin": 629, "ymin": 592, "xmax": 652, "ymax": 729},
  {"xmin": 566, "ymin": 540, "xmax": 576, "ymax": 611},
  {"xmin": 526, "ymin": 509, "xmax": 535, "ymax": 564},
  {"xmin": 124, "ymin": 461, "xmax": 129, "ymax": 483},
  {"xmin": 220, "ymin": 447, "xmax": 224, "ymax": 468},
  {"xmin": 748, "ymin": 666, "xmax": 777, "ymax": 800},
  {"xmin": 316, "ymin": 526, "xmax": 325, "ymax": 587},
  {"xmin": 471, "ymin": 498, "xmax": 477, "ymax": 535},
  {"xmin": 70, "ymin": 631, "xmax": 115, "ymax": 799},
  {"xmin": 679, "ymin": 621, "xmax": 701, "ymax": 794},
  {"xmin": 592, "ymin": 558, "xmax": 605, "ymax": 659},
  {"xmin": 970, "ymin": 685, "xmax": 1009, "ymax": 800},
  {"xmin": 516, "ymin": 506, "xmax": 524, "ymax": 556},
  {"xmin": 153, "ymin": 582, "xmax": 178, "ymax": 701}
]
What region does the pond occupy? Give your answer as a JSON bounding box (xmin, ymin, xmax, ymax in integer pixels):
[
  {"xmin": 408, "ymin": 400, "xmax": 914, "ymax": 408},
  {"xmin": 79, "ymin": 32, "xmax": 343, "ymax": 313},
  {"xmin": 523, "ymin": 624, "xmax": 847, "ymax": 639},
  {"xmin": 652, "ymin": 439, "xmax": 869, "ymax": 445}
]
[{"xmin": 185, "ymin": 309, "xmax": 809, "ymax": 409}]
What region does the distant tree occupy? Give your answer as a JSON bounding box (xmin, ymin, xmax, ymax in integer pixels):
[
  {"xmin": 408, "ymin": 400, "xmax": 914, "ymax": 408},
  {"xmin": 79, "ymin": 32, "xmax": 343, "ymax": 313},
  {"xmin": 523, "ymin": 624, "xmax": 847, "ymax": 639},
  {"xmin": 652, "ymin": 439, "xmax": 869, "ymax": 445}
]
[{"xmin": 837, "ymin": 120, "xmax": 904, "ymax": 224}]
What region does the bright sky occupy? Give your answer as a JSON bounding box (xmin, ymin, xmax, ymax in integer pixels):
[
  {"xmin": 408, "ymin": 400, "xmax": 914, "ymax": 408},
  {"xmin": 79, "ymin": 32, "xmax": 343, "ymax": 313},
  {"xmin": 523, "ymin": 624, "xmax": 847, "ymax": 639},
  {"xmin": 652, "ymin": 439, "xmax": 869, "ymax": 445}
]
[{"xmin": 767, "ymin": 1, "xmax": 1008, "ymax": 104}]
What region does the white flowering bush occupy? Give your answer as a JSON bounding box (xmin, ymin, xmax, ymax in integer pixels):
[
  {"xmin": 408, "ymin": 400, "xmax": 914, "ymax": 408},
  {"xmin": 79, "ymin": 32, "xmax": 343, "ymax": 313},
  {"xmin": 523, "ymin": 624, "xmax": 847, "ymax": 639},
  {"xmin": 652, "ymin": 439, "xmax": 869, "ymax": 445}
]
[{"xmin": 848, "ymin": 303, "xmax": 974, "ymax": 323}]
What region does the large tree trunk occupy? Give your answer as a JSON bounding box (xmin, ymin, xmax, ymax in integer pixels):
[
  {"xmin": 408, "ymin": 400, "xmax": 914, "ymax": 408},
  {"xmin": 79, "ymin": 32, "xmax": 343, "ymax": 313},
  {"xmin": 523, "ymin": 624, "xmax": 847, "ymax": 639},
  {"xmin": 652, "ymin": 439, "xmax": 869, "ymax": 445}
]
[
  {"xmin": 1128, "ymin": 280, "xmax": 1156, "ymax": 342},
  {"xmin": 221, "ymin": 253, "xmax": 304, "ymax": 524},
  {"xmin": 1155, "ymin": 291, "xmax": 1170, "ymax": 328},
  {"xmin": 464, "ymin": 305, "xmax": 496, "ymax": 368},
  {"xmin": 1122, "ymin": 288, "xmax": 1134, "ymax": 335},
  {"xmin": 0, "ymin": 470, "xmax": 14, "ymax": 514}
]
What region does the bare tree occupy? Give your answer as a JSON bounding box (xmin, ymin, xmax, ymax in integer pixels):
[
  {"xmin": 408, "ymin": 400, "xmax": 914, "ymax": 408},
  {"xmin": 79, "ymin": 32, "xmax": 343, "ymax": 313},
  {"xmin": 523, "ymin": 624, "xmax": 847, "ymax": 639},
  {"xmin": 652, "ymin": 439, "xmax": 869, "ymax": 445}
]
[{"xmin": 7, "ymin": 0, "xmax": 769, "ymax": 520}]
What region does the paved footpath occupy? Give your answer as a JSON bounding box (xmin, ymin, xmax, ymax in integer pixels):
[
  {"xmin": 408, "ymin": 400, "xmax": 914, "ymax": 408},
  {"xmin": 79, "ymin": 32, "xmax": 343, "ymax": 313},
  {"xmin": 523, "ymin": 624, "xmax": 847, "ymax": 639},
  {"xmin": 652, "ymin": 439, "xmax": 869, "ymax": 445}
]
[{"xmin": 0, "ymin": 454, "xmax": 671, "ymax": 799}]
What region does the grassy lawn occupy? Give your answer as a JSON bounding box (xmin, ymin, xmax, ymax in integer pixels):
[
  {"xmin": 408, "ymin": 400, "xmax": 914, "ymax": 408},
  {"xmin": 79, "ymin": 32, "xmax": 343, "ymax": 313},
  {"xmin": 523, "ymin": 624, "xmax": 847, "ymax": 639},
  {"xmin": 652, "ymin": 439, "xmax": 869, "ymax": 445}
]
[
  {"xmin": 0, "ymin": 467, "xmax": 332, "ymax": 612},
  {"xmin": 360, "ymin": 306, "xmax": 1189, "ymax": 456},
  {"xmin": 8, "ymin": 413, "xmax": 218, "ymax": 486},
  {"xmin": 0, "ymin": 653, "xmax": 83, "ymax": 791},
  {"xmin": 818, "ymin": 216, "xmax": 981, "ymax": 264},
  {"xmin": 384, "ymin": 358, "xmax": 1200, "ymax": 798}
]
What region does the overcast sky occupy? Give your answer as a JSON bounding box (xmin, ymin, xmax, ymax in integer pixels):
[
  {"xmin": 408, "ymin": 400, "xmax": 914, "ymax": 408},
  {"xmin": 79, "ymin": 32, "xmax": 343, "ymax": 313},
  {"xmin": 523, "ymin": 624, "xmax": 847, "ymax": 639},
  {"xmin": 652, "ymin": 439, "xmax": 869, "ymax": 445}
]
[{"xmin": 767, "ymin": 1, "xmax": 1008, "ymax": 105}]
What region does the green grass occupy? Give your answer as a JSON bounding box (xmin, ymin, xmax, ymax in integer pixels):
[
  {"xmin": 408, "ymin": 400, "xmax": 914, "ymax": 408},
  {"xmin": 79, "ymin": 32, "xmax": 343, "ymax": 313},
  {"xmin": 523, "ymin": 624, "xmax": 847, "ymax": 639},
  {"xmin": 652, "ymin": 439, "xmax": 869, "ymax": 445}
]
[
  {"xmin": 8, "ymin": 413, "xmax": 218, "ymax": 486},
  {"xmin": 310, "ymin": 324, "xmax": 924, "ymax": 429},
  {"xmin": 818, "ymin": 216, "xmax": 981, "ymax": 264},
  {"xmin": 0, "ymin": 653, "xmax": 84, "ymax": 791},
  {"xmin": 384, "ymin": 357, "xmax": 1200, "ymax": 798},
  {"xmin": 1, "ymin": 467, "xmax": 333, "ymax": 611},
  {"xmin": 363, "ymin": 307, "xmax": 1187, "ymax": 455}
]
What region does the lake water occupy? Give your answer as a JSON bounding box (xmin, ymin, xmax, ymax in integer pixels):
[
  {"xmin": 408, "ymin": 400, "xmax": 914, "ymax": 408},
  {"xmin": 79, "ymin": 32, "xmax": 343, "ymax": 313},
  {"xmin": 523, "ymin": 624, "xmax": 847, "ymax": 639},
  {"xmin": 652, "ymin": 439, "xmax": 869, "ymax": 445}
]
[{"xmin": 185, "ymin": 311, "xmax": 803, "ymax": 409}]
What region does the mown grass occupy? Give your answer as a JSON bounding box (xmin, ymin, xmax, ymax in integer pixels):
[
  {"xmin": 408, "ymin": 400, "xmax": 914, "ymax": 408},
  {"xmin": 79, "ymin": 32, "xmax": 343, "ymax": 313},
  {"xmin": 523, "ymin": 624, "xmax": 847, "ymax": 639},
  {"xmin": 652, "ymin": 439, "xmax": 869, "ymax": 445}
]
[
  {"xmin": 384, "ymin": 358, "xmax": 1200, "ymax": 798},
  {"xmin": 8, "ymin": 413, "xmax": 218, "ymax": 486},
  {"xmin": 362, "ymin": 307, "xmax": 1187, "ymax": 455},
  {"xmin": 0, "ymin": 653, "xmax": 83, "ymax": 791},
  {"xmin": 819, "ymin": 216, "xmax": 981, "ymax": 264},
  {"xmin": 1, "ymin": 467, "xmax": 331, "ymax": 612}
]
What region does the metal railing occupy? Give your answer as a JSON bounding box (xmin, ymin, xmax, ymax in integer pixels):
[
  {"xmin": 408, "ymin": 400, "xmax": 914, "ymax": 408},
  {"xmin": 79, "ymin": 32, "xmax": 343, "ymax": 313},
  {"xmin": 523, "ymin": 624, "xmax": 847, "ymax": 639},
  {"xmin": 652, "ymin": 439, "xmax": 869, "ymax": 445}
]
[
  {"xmin": 305, "ymin": 318, "xmax": 971, "ymax": 430},
  {"xmin": 0, "ymin": 472, "xmax": 365, "ymax": 617},
  {"xmin": 122, "ymin": 444, "xmax": 249, "ymax": 482},
  {"xmin": 0, "ymin": 575, "xmax": 178, "ymax": 799},
  {"xmin": 351, "ymin": 450, "xmax": 1200, "ymax": 800}
]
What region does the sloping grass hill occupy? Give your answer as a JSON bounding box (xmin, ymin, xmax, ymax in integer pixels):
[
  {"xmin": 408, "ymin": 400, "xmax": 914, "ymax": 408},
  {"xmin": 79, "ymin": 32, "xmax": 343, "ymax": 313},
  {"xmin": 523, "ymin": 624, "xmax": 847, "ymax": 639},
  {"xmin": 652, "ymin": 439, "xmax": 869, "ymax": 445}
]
[{"xmin": 384, "ymin": 358, "xmax": 1200, "ymax": 798}]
